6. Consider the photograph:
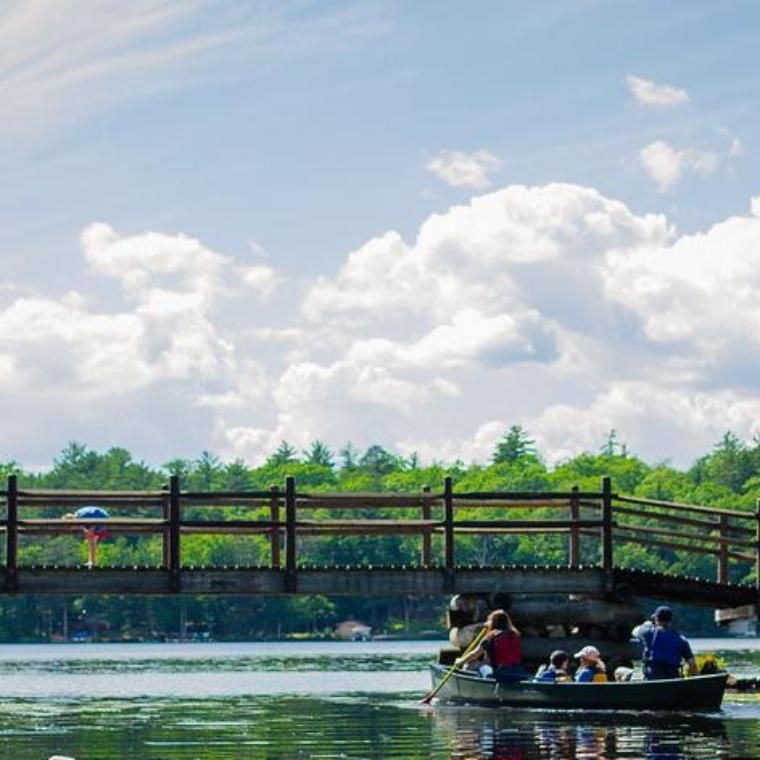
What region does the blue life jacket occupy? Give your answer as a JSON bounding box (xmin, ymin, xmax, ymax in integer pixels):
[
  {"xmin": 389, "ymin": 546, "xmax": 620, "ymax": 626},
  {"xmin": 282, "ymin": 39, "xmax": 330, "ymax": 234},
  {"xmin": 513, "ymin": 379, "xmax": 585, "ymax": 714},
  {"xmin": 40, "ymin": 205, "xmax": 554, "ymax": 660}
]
[
  {"xmin": 575, "ymin": 664, "xmax": 605, "ymax": 682},
  {"xmin": 640, "ymin": 626, "xmax": 692, "ymax": 668},
  {"xmin": 534, "ymin": 666, "xmax": 569, "ymax": 682}
]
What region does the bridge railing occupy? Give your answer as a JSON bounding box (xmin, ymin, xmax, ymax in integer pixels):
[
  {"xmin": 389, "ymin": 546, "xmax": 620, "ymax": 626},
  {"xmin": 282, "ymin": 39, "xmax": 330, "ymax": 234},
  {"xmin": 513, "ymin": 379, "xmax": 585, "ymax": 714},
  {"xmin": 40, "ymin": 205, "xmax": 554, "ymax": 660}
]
[
  {"xmin": 610, "ymin": 493, "xmax": 758, "ymax": 586},
  {"xmin": 1, "ymin": 474, "xmax": 759, "ymax": 593}
]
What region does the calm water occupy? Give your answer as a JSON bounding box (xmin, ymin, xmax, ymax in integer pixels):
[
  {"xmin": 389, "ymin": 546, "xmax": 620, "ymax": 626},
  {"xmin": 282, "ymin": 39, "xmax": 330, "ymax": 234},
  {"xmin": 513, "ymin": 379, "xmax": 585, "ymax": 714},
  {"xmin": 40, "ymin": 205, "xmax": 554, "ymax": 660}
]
[{"xmin": 0, "ymin": 640, "xmax": 758, "ymax": 759}]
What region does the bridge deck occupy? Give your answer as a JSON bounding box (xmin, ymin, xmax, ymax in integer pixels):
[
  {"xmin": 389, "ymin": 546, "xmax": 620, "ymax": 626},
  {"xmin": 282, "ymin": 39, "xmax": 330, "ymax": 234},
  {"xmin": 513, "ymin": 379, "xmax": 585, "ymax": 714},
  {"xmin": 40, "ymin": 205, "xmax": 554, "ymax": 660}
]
[{"xmin": 4, "ymin": 565, "xmax": 756, "ymax": 607}]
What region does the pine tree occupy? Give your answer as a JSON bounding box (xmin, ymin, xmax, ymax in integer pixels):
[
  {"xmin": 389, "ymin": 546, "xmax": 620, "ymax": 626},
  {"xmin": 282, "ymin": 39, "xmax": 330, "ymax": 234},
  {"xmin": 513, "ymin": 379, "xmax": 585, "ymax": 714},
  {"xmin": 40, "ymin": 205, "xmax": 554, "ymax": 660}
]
[
  {"xmin": 267, "ymin": 441, "xmax": 299, "ymax": 466},
  {"xmin": 492, "ymin": 425, "xmax": 536, "ymax": 464},
  {"xmin": 304, "ymin": 440, "xmax": 335, "ymax": 469}
]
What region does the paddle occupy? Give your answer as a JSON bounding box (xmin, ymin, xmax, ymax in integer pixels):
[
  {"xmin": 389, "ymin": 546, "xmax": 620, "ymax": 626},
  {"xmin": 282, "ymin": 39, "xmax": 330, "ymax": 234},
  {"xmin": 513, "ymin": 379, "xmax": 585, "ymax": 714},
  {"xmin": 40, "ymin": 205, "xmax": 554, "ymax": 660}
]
[{"xmin": 419, "ymin": 625, "xmax": 487, "ymax": 705}]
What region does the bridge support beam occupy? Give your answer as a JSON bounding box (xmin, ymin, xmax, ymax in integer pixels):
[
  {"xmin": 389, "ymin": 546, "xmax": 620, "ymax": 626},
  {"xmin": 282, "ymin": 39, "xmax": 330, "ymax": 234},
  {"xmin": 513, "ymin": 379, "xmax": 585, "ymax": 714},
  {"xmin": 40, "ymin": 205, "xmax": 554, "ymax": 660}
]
[
  {"xmin": 285, "ymin": 476, "xmax": 297, "ymax": 593},
  {"xmin": 715, "ymin": 604, "xmax": 758, "ymax": 636},
  {"xmin": 443, "ymin": 476, "xmax": 455, "ymax": 593},
  {"xmin": 4, "ymin": 475, "xmax": 18, "ymax": 594},
  {"xmin": 601, "ymin": 476, "xmax": 613, "ymax": 595}
]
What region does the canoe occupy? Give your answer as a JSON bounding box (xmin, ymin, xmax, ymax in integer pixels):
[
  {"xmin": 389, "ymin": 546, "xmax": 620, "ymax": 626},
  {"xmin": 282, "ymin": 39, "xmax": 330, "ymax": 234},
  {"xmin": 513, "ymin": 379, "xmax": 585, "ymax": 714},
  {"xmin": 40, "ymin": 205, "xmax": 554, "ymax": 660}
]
[{"xmin": 429, "ymin": 665, "xmax": 728, "ymax": 711}]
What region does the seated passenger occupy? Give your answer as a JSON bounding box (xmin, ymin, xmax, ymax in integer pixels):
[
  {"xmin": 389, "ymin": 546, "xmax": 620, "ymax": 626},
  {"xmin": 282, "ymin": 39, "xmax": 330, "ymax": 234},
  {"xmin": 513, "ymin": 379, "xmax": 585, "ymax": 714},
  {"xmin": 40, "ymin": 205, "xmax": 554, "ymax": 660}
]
[
  {"xmin": 613, "ymin": 666, "xmax": 634, "ymax": 682},
  {"xmin": 573, "ymin": 645, "xmax": 608, "ymax": 682},
  {"xmin": 456, "ymin": 609, "xmax": 526, "ymax": 682},
  {"xmin": 534, "ymin": 650, "xmax": 571, "ymax": 682}
]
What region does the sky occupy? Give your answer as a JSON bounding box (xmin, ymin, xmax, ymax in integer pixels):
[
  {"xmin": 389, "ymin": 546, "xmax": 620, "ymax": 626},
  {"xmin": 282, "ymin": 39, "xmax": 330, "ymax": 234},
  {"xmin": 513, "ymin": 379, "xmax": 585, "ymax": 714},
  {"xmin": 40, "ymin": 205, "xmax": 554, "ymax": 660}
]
[{"xmin": 2, "ymin": 0, "xmax": 760, "ymax": 470}]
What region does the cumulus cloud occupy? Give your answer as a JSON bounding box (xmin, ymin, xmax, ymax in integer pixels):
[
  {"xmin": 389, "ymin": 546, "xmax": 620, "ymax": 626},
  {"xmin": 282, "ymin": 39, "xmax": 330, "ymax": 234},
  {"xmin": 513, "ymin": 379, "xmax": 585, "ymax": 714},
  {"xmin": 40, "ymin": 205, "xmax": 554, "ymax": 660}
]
[
  {"xmin": 345, "ymin": 308, "xmax": 552, "ymax": 369},
  {"xmin": 8, "ymin": 183, "xmax": 760, "ymax": 469},
  {"xmin": 0, "ymin": 224, "xmax": 280, "ymax": 400},
  {"xmin": 303, "ymin": 184, "xmax": 669, "ymax": 327},
  {"xmin": 240, "ymin": 265, "xmax": 281, "ymax": 300},
  {"xmin": 602, "ymin": 209, "xmax": 760, "ymax": 367},
  {"xmin": 639, "ymin": 141, "xmax": 719, "ymax": 191},
  {"xmin": 397, "ymin": 420, "xmax": 507, "ymax": 465},
  {"xmin": 626, "ymin": 75, "xmax": 689, "ymax": 107},
  {"xmin": 528, "ymin": 384, "xmax": 760, "ymax": 465},
  {"xmin": 261, "ymin": 183, "xmax": 760, "ymax": 467},
  {"xmin": 426, "ymin": 149, "xmax": 502, "ymax": 189}
]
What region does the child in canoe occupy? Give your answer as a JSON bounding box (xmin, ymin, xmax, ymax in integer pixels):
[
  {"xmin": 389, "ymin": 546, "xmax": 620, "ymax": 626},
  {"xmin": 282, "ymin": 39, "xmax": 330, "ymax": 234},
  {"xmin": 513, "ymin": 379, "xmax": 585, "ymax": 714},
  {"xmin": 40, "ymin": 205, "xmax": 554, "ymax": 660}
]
[
  {"xmin": 534, "ymin": 649, "xmax": 572, "ymax": 682},
  {"xmin": 573, "ymin": 645, "xmax": 608, "ymax": 682}
]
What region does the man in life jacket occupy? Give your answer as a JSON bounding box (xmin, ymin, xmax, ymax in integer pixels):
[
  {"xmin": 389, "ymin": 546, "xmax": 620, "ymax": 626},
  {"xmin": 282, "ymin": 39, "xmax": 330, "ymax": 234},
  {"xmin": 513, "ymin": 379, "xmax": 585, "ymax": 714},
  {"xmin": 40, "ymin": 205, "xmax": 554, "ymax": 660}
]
[
  {"xmin": 456, "ymin": 609, "xmax": 526, "ymax": 682},
  {"xmin": 634, "ymin": 605, "xmax": 697, "ymax": 681}
]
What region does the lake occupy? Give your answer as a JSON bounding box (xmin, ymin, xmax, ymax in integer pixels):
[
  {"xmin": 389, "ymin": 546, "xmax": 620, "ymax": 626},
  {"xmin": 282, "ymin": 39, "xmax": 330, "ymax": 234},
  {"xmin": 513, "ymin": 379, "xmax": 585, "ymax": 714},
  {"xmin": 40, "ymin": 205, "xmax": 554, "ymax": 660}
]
[{"xmin": 0, "ymin": 639, "xmax": 758, "ymax": 759}]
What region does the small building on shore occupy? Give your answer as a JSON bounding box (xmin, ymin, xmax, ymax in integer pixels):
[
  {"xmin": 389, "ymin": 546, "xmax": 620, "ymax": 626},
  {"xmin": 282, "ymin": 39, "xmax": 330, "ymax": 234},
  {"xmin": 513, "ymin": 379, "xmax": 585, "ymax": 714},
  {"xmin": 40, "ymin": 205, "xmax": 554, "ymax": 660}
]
[{"xmin": 335, "ymin": 620, "xmax": 372, "ymax": 641}]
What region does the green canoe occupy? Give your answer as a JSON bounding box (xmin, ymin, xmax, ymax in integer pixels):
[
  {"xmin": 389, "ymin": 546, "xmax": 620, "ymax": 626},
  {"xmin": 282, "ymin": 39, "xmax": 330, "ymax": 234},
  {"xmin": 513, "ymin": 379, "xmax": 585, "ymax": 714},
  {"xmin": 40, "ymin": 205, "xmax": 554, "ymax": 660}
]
[{"xmin": 429, "ymin": 665, "xmax": 728, "ymax": 711}]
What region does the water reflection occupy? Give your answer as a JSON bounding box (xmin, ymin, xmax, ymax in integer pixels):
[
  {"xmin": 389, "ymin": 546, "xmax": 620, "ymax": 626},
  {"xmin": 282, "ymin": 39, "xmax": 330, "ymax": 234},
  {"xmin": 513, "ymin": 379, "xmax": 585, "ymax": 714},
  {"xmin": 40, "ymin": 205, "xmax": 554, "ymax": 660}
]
[{"xmin": 436, "ymin": 707, "xmax": 731, "ymax": 759}]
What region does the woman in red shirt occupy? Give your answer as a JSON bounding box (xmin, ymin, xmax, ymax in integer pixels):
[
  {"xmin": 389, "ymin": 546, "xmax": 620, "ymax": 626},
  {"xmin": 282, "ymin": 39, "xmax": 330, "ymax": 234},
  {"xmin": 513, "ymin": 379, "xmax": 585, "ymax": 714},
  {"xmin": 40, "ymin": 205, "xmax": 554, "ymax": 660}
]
[{"xmin": 457, "ymin": 609, "xmax": 526, "ymax": 682}]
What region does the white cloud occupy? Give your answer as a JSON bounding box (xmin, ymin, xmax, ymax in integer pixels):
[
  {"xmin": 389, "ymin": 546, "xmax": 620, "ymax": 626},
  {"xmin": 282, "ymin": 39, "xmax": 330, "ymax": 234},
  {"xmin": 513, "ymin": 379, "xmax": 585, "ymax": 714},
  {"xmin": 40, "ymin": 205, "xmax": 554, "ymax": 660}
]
[
  {"xmin": 0, "ymin": 353, "xmax": 19, "ymax": 388},
  {"xmin": 528, "ymin": 384, "xmax": 760, "ymax": 465},
  {"xmin": 240, "ymin": 265, "xmax": 281, "ymax": 300},
  {"xmin": 639, "ymin": 141, "xmax": 719, "ymax": 191},
  {"xmin": 626, "ymin": 74, "xmax": 689, "ymax": 107},
  {"xmin": 0, "ymin": 224, "xmax": 277, "ymax": 399},
  {"xmin": 303, "ymin": 183, "xmax": 669, "ymax": 326},
  {"xmin": 8, "ymin": 184, "xmax": 760, "ymax": 469},
  {"xmin": 397, "ymin": 420, "xmax": 507, "ymax": 465},
  {"xmin": 345, "ymin": 308, "xmax": 549, "ymax": 369},
  {"xmin": 602, "ymin": 209, "xmax": 760, "ymax": 358},
  {"xmin": 426, "ymin": 149, "xmax": 502, "ymax": 189},
  {"xmin": 82, "ymin": 223, "xmax": 228, "ymax": 305}
]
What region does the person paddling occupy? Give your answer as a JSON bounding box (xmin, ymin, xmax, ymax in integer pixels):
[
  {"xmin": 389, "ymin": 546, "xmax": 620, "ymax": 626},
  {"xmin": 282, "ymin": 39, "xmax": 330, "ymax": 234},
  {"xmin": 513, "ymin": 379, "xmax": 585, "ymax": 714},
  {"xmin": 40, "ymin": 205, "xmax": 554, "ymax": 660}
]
[
  {"xmin": 456, "ymin": 609, "xmax": 526, "ymax": 682},
  {"xmin": 63, "ymin": 506, "xmax": 110, "ymax": 568},
  {"xmin": 634, "ymin": 605, "xmax": 697, "ymax": 680}
]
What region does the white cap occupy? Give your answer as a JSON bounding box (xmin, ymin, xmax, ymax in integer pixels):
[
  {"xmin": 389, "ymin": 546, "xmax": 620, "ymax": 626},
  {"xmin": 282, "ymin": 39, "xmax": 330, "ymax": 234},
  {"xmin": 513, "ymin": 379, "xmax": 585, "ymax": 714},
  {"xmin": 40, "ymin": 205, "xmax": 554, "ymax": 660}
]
[{"xmin": 574, "ymin": 645, "xmax": 601, "ymax": 660}]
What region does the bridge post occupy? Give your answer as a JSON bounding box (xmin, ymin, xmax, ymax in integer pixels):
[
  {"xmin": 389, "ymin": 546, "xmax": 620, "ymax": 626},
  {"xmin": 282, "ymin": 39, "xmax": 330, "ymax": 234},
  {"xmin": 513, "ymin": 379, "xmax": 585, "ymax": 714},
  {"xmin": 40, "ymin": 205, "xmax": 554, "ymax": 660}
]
[
  {"xmin": 5, "ymin": 475, "xmax": 18, "ymax": 593},
  {"xmin": 756, "ymin": 499, "xmax": 760, "ymax": 603},
  {"xmin": 718, "ymin": 514, "xmax": 729, "ymax": 584},
  {"xmin": 421, "ymin": 486, "xmax": 432, "ymax": 568},
  {"xmin": 161, "ymin": 483, "xmax": 170, "ymax": 569},
  {"xmin": 269, "ymin": 485, "xmax": 281, "ymax": 569},
  {"xmin": 443, "ymin": 477, "xmax": 455, "ymax": 592},
  {"xmin": 569, "ymin": 485, "xmax": 580, "ymax": 568},
  {"xmin": 601, "ymin": 477, "xmax": 613, "ymax": 593},
  {"xmin": 285, "ymin": 476, "xmax": 297, "ymax": 592},
  {"xmin": 168, "ymin": 475, "xmax": 181, "ymax": 593}
]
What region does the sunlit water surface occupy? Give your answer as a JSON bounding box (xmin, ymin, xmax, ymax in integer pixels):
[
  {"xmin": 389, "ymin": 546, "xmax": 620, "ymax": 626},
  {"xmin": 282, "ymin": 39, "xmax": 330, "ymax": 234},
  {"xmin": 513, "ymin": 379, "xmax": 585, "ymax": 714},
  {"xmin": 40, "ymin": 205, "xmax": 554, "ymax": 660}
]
[{"xmin": 0, "ymin": 639, "xmax": 758, "ymax": 759}]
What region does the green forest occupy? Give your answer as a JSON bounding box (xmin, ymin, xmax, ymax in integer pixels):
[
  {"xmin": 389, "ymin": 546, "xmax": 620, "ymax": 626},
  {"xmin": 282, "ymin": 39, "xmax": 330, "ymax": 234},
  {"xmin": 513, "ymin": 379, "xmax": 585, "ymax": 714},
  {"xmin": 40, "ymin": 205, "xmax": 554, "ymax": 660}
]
[{"xmin": 1, "ymin": 428, "xmax": 758, "ymax": 642}]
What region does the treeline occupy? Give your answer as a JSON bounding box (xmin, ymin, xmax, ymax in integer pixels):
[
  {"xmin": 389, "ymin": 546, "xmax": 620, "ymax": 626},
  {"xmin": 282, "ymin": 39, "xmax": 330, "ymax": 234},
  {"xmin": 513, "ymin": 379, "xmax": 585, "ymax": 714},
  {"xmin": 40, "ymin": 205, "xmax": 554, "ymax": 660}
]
[
  {"xmin": 1, "ymin": 429, "xmax": 758, "ymax": 642},
  {"xmin": 6, "ymin": 428, "xmax": 760, "ymax": 505}
]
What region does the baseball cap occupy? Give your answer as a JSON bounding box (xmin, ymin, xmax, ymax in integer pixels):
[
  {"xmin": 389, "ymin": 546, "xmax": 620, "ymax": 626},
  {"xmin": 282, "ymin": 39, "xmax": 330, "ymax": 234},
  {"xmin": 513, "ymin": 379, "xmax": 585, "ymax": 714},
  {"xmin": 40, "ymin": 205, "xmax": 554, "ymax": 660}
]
[
  {"xmin": 573, "ymin": 645, "xmax": 601, "ymax": 660},
  {"xmin": 652, "ymin": 605, "xmax": 673, "ymax": 623}
]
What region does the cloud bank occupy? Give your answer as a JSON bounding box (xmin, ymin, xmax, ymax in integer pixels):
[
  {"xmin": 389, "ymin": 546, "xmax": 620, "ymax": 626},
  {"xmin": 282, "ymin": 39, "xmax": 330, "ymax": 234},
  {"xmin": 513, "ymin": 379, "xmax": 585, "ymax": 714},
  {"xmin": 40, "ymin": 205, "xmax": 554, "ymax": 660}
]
[{"xmin": 3, "ymin": 185, "xmax": 760, "ymax": 468}]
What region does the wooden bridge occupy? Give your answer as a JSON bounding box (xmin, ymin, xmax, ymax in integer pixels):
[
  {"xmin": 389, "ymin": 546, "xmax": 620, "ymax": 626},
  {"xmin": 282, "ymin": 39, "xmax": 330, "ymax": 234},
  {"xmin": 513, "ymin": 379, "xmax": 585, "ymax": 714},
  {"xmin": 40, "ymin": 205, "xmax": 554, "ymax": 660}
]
[{"xmin": 2, "ymin": 475, "xmax": 758, "ymax": 619}]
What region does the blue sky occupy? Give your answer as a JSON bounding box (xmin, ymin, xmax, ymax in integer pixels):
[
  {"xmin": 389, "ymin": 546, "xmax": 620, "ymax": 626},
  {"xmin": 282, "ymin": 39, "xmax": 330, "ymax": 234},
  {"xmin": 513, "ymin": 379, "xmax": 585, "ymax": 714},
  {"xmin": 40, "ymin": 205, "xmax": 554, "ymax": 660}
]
[{"xmin": 2, "ymin": 0, "xmax": 760, "ymax": 469}]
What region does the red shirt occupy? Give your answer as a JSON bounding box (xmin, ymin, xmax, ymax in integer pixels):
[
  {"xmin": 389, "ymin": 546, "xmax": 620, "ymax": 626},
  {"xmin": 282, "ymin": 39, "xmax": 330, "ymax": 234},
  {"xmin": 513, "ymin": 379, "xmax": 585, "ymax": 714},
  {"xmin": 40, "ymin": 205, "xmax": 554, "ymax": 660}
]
[{"xmin": 486, "ymin": 631, "xmax": 522, "ymax": 667}]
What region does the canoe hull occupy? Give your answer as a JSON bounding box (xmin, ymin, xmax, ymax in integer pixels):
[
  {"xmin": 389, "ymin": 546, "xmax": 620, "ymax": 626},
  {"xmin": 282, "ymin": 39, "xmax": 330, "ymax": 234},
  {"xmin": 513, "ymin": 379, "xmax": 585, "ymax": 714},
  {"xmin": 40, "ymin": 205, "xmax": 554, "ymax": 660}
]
[{"xmin": 429, "ymin": 665, "xmax": 727, "ymax": 711}]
